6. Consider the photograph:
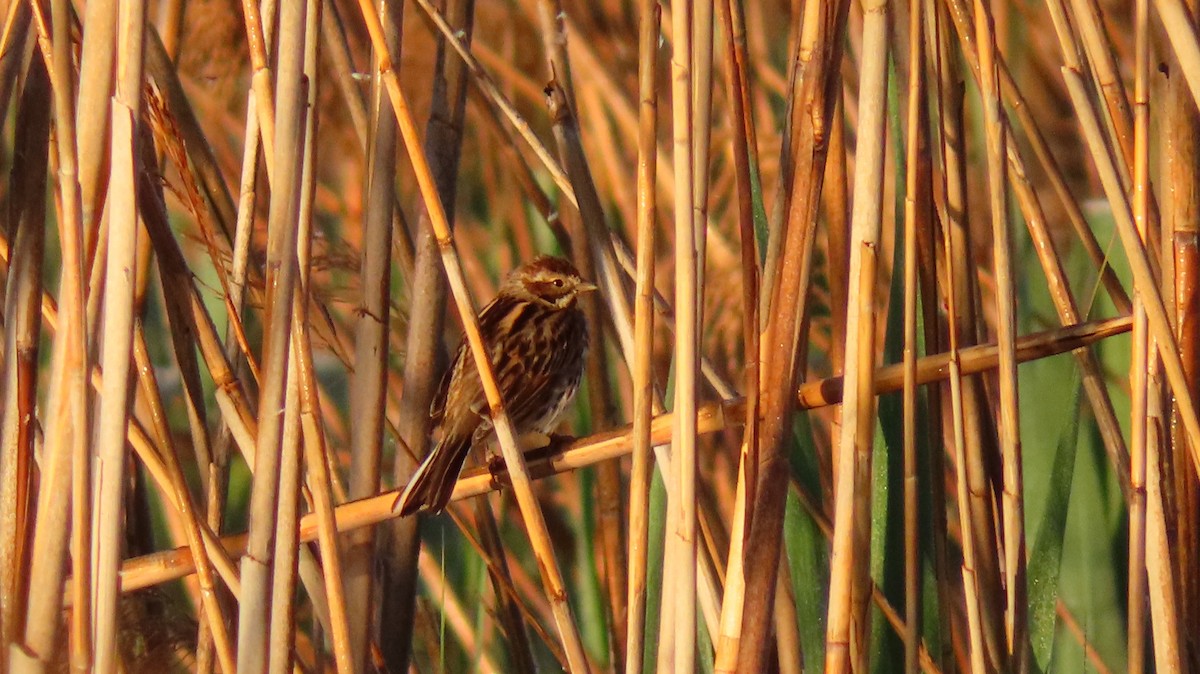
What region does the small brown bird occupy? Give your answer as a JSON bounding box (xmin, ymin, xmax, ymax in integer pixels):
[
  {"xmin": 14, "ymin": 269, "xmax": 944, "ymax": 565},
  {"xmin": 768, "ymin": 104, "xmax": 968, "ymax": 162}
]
[{"xmin": 394, "ymin": 256, "xmax": 597, "ymax": 516}]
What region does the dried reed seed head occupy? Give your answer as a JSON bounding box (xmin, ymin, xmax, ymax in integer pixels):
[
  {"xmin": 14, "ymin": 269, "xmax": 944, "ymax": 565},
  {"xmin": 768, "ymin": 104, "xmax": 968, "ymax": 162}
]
[{"xmin": 502, "ymin": 256, "xmax": 598, "ymax": 308}]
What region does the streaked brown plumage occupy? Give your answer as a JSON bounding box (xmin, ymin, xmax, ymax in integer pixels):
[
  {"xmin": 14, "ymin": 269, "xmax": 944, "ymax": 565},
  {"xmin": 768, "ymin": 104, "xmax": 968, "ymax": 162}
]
[{"xmin": 394, "ymin": 256, "xmax": 596, "ymax": 516}]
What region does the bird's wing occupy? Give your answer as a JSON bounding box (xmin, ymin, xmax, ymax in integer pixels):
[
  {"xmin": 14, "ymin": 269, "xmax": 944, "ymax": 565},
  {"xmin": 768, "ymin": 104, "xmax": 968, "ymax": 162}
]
[{"xmin": 432, "ymin": 294, "xmax": 522, "ymax": 431}]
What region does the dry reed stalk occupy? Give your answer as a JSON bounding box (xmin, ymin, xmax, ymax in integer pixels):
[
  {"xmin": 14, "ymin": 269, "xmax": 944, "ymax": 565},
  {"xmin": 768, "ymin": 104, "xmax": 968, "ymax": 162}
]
[
  {"xmin": 1006, "ymin": 145, "xmax": 1131, "ymax": 497},
  {"xmin": 689, "ymin": 0, "xmax": 714, "ymax": 308},
  {"xmin": 439, "ymin": 504, "xmax": 566, "ymax": 667},
  {"xmin": 414, "ymin": 0, "xmax": 574, "ymax": 206},
  {"xmin": 1062, "ymin": 68, "xmax": 1200, "ymax": 488},
  {"xmin": 267, "ymin": 343, "xmax": 304, "ymax": 672},
  {"xmin": 1126, "ymin": 1, "xmax": 1152, "ymax": 670},
  {"xmin": 318, "ymin": 0, "xmax": 416, "ymax": 279},
  {"xmin": 943, "ymin": 0, "xmax": 1130, "ymax": 316},
  {"xmin": 235, "ymin": 1, "xmax": 310, "ymax": 669},
  {"xmin": 376, "ymin": 0, "xmax": 474, "ymax": 669},
  {"xmin": 625, "ymin": 0, "xmax": 660, "ymax": 669},
  {"xmin": 911, "ymin": 6, "xmax": 954, "ymax": 659},
  {"xmin": 0, "ymin": 49, "xmax": 47, "ymax": 660},
  {"xmin": 737, "ymin": 1, "xmax": 847, "ymax": 669},
  {"xmin": 318, "ymin": 4, "xmax": 367, "ymax": 151},
  {"xmin": 932, "ymin": 4, "xmax": 1009, "ymax": 665},
  {"xmin": 124, "ymin": 309, "xmax": 236, "ymax": 673},
  {"xmin": 787, "ymin": 480, "xmax": 948, "ymax": 674},
  {"xmin": 91, "ymin": 3, "xmax": 149, "ymax": 669},
  {"xmin": 532, "ymin": 25, "xmax": 676, "ymax": 201},
  {"xmin": 353, "ymin": 2, "xmax": 592, "ymax": 670},
  {"xmin": 74, "ymin": 0, "xmax": 116, "ymax": 241},
  {"xmin": 710, "ymin": 0, "xmax": 762, "ymax": 668},
  {"xmin": 146, "ymin": 88, "xmax": 258, "ymax": 388},
  {"xmin": 269, "ymin": 16, "xmax": 325, "ymax": 667},
  {"xmin": 1144, "ymin": 406, "xmax": 1183, "ymax": 669},
  {"xmin": 972, "ymin": 0, "xmax": 1029, "ymax": 666},
  {"xmin": 343, "ymin": 0, "xmax": 401, "ymax": 664},
  {"xmin": 141, "ymin": 200, "xmax": 259, "ymax": 472},
  {"xmin": 939, "ymin": 161, "xmax": 988, "ymax": 674},
  {"xmin": 664, "ymin": 0, "xmax": 701, "ymax": 669},
  {"xmin": 108, "ymin": 313, "xmax": 1131, "ymax": 598},
  {"xmin": 541, "ymin": 85, "xmax": 641, "ymax": 378},
  {"xmin": 1064, "ymin": 0, "xmax": 1165, "ymax": 271},
  {"xmin": 1069, "ymin": 0, "xmax": 1134, "ymax": 165},
  {"xmin": 772, "ymin": 552, "xmax": 803, "ymax": 674},
  {"xmin": 128, "ymin": 159, "xmax": 217, "ymax": 662},
  {"xmin": 901, "ymin": 0, "xmax": 930, "ymax": 669},
  {"xmin": 295, "ymin": 311, "xmax": 355, "ymax": 671},
  {"xmin": 20, "ymin": 219, "xmax": 246, "ymax": 603},
  {"xmin": 823, "ymin": 1, "xmax": 888, "ymax": 670},
  {"xmin": 143, "ymin": 94, "xmax": 217, "ymax": 510},
  {"xmin": 1160, "ymin": 3, "xmax": 1200, "ymax": 662},
  {"xmin": 0, "ymin": 2, "xmax": 32, "ymax": 129},
  {"xmin": 239, "ymin": 0, "xmax": 277, "ymax": 182},
  {"xmin": 1162, "ymin": 0, "xmax": 1200, "ymax": 664},
  {"xmin": 14, "ymin": 0, "xmax": 91, "ymax": 668},
  {"xmin": 929, "ymin": 5, "xmax": 989, "ymax": 670},
  {"xmin": 155, "ymin": 0, "xmax": 185, "ymax": 57},
  {"xmin": 542, "ymin": 73, "xmax": 630, "ymax": 668}
]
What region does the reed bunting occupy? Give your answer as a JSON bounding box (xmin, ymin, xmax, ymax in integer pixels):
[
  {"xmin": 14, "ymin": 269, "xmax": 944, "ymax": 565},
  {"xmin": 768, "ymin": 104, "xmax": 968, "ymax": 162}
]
[{"xmin": 394, "ymin": 256, "xmax": 596, "ymax": 515}]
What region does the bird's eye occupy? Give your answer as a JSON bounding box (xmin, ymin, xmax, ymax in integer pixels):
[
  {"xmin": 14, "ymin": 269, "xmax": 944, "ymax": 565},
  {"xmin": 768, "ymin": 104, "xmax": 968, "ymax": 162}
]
[{"xmin": 553, "ymin": 279, "xmax": 564, "ymax": 288}]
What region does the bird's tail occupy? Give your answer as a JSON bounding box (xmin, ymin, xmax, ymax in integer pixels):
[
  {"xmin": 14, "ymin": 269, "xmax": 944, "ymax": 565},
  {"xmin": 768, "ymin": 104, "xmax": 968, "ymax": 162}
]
[{"xmin": 393, "ymin": 434, "xmax": 472, "ymax": 516}]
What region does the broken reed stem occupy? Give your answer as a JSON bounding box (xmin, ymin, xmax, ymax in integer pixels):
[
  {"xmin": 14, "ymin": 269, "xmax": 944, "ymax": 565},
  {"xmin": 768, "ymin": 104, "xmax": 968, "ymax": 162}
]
[
  {"xmin": 351, "ymin": 2, "xmax": 592, "ymax": 670},
  {"xmin": 108, "ymin": 315, "xmax": 1133, "ymax": 597},
  {"xmin": 625, "ymin": 1, "xmax": 660, "ymax": 672}
]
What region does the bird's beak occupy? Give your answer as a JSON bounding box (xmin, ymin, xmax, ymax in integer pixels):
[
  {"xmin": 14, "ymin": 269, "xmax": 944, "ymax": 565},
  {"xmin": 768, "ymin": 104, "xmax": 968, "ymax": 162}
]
[{"xmin": 578, "ymin": 281, "xmax": 599, "ymax": 293}]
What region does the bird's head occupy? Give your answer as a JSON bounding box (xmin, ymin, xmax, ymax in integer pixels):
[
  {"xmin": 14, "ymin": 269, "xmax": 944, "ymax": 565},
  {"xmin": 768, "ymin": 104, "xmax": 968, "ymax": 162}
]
[{"xmin": 505, "ymin": 256, "xmax": 598, "ymax": 309}]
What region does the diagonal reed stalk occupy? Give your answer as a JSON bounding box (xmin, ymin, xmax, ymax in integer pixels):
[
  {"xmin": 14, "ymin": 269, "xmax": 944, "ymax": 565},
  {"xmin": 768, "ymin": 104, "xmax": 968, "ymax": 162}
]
[{"xmin": 351, "ymin": 1, "xmax": 592, "ymax": 669}]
